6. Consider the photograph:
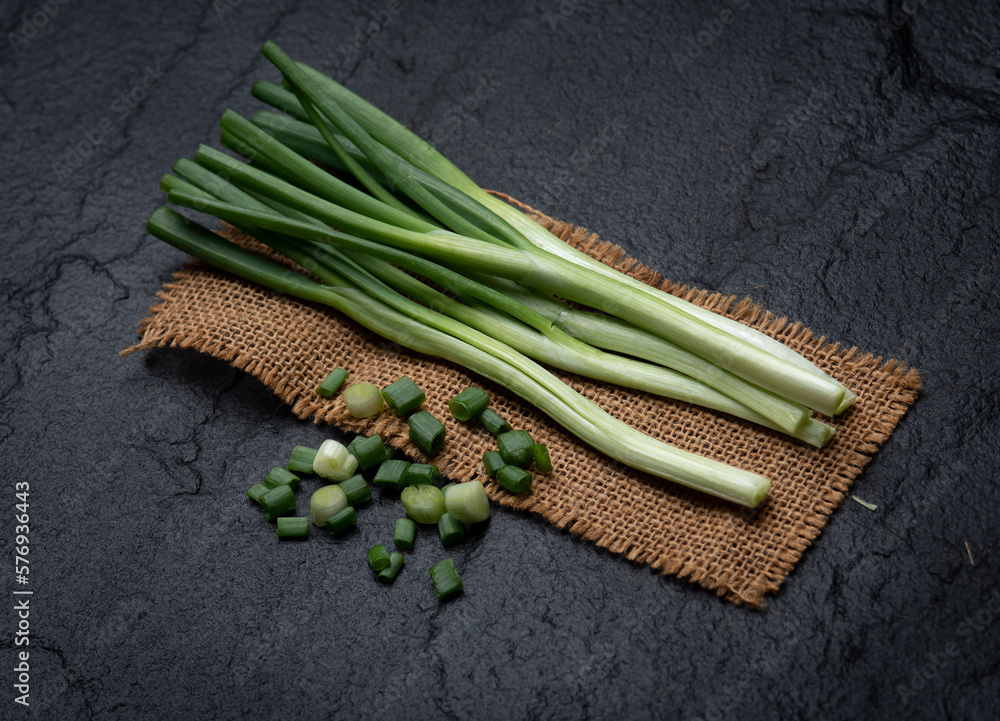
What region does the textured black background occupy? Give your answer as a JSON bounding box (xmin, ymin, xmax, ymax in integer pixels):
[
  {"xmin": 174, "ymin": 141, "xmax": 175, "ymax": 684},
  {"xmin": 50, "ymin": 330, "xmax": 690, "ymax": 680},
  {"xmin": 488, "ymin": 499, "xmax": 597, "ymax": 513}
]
[{"xmin": 2, "ymin": 1, "xmax": 998, "ymax": 719}]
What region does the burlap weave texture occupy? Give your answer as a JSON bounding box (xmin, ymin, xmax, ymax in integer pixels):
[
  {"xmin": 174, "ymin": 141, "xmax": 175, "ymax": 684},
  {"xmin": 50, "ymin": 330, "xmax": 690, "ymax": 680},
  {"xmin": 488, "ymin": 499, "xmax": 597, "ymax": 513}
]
[{"xmin": 125, "ymin": 197, "xmax": 921, "ymax": 606}]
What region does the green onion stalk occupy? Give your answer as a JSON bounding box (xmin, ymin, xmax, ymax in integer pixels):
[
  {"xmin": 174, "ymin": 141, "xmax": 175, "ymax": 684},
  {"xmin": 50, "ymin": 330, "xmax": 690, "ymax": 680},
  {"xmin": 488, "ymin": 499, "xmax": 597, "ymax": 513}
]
[
  {"xmin": 164, "ymin": 163, "xmax": 832, "ymax": 448},
  {"xmin": 146, "ymin": 207, "xmax": 770, "ymax": 507},
  {"xmin": 140, "ymin": 41, "xmax": 862, "ymax": 507},
  {"xmin": 190, "ymin": 126, "xmax": 821, "ymax": 434},
  {"xmin": 258, "ymin": 43, "xmax": 856, "ymax": 418}
]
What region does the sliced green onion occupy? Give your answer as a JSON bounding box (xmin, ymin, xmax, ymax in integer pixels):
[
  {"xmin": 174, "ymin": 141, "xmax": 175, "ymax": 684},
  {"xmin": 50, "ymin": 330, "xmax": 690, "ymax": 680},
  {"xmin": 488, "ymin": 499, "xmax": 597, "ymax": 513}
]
[
  {"xmin": 339, "ymin": 474, "xmax": 373, "ymax": 506},
  {"xmin": 316, "ymin": 367, "xmax": 348, "ymax": 396},
  {"xmin": 381, "ymin": 376, "xmax": 426, "ymax": 416},
  {"xmin": 348, "ymin": 433, "xmax": 389, "ymax": 470},
  {"xmin": 443, "ymin": 481, "xmax": 491, "ymax": 524},
  {"xmin": 496, "ymin": 465, "xmax": 532, "ymax": 494},
  {"xmin": 313, "ymin": 439, "xmax": 359, "ymax": 481},
  {"xmin": 429, "ymin": 557, "xmax": 463, "ymax": 601},
  {"xmin": 401, "ymin": 484, "xmax": 447, "ymax": 524},
  {"xmin": 377, "ymin": 552, "xmax": 405, "ymax": 583},
  {"xmin": 309, "ymin": 484, "xmax": 348, "ymax": 526},
  {"xmin": 496, "ymin": 430, "xmax": 535, "ymax": 467},
  {"xmin": 406, "ymin": 463, "xmax": 442, "ymax": 487},
  {"xmin": 532, "ymin": 443, "xmax": 552, "ymax": 473},
  {"xmin": 325, "ymin": 506, "xmax": 357, "ymax": 535},
  {"xmin": 277, "ymin": 516, "xmax": 309, "ymax": 539},
  {"xmin": 260, "ymin": 484, "xmax": 296, "ymax": 521},
  {"xmin": 437, "ymin": 513, "xmax": 465, "ymax": 547},
  {"xmin": 288, "ymin": 445, "xmax": 318, "ymax": 474},
  {"xmin": 479, "ymin": 408, "xmax": 512, "ymax": 436},
  {"xmin": 449, "ymin": 386, "xmax": 490, "ymax": 421},
  {"xmin": 343, "ymin": 382, "xmax": 384, "ymax": 418},
  {"xmin": 482, "ymin": 451, "xmax": 505, "ymax": 478},
  {"xmin": 851, "ymin": 495, "xmax": 878, "ymax": 511},
  {"xmin": 372, "ymin": 459, "xmax": 411, "ymax": 493},
  {"xmin": 263, "ymin": 466, "xmax": 300, "ymax": 490},
  {"xmin": 246, "ymin": 483, "xmax": 269, "ymax": 506},
  {"xmin": 408, "ymin": 410, "xmax": 446, "ymax": 455},
  {"xmin": 367, "ymin": 544, "xmax": 391, "ymax": 571},
  {"xmin": 393, "ymin": 517, "xmax": 416, "ymax": 550}
]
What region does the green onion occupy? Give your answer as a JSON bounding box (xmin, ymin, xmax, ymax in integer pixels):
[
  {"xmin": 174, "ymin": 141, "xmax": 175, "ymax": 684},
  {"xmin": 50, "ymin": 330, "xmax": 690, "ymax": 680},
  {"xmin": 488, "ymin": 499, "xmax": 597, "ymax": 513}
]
[
  {"xmin": 851, "ymin": 495, "xmax": 878, "ymax": 512},
  {"xmin": 367, "ymin": 544, "xmax": 391, "ymax": 571},
  {"xmin": 405, "ymin": 463, "xmax": 442, "ymax": 487},
  {"xmin": 277, "ymin": 516, "xmax": 309, "ymax": 539},
  {"xmin": 263, "ymin": 466, "xmax": 300, "ymax": 490},
  {"xmin": 495, "ymin": 465, "xmax": 532, "ymax": 494},
  {"xmin": 338, "ymin": 474, "xmax": 373, "ymax": 506},
  {"xmin": 149, "ymin": 158, "xmax": 777, "ymax": 506},
  {"xmin": 313, "ymin": 439, "xmax": 359, "ymax": 481},
  {"xmin": 372, "ymin": 459, "xmax": 411, "ymax": 493},
  {"xmin": 246, "ymin": 483, "xmax": 269, "ymax": 506},
  {"xmin": 393, "ymin": 518, "xmax": 416, "ymax": 550},
  {"xmin": 437, "ymin": 513, "xmax": 465, "ymax": 547},
  {"xmin": 496, "ymin": 430, "xmax": 535, "ymax": 467},
  {"xmin": 408, "ymin": 410, "xmax": 446, "ymax": 456},
  {"xmin": 401, "ymin": 484, "xmax": 447, "ymax": 524},
  {"xmin": 429, "ymin": 558, "xmax": 463, "ymax": 601},
  {"xmin": 343, "ymin": 382, "xmax": 384, "ymax": 418},
  {"xmin": 325, "ymin": 506, "xmax": 357, "ymax": 535},
  {"xmin": 482, "ymin": 451, "xmax": 505, "ymax": 478},
  {"xmin": 479, "ymin": 409, "xmax": 512, "ymax": 437},
  {"xmin": 449, "ymin": 386, "xmax": 490, "ymax": 421},
  {"xmin": 347, "ymin": 433, "xmax": 389, "ymax": 470},
  {"xmin": 377, "ymin": 552, "xmax": 405, "ymax": 583},
  {"xmin": 443, "ymin": 481, "xmax": 491, "ymax": 524},
  {"xmin": 532, "ymin": 444, "xmax": 552, "ymax": 473},
  {"xmin": 260, "ymin": 484, "xmax": 296, "ymax": 521},
  {"xmin": 315, "ymin": 367, "xmax": 348, "ymax": 397},
  {"xmin": 288, "ymin": 445, "xmax": 318, "ymax": 474},
  {"xmin": 309, "ymin": 484, "xmax": 348, "ymax": 526},
  {"xmin": 169, "ymin": 148, "xmax": 824, "ymax": 440},
  {"xmin": 381, "ymin": 376, "xmax": 426, "ymax": 416},
  {"xmin": 278, "ymin": 50, "xmax": 856, "ymax": 415}
]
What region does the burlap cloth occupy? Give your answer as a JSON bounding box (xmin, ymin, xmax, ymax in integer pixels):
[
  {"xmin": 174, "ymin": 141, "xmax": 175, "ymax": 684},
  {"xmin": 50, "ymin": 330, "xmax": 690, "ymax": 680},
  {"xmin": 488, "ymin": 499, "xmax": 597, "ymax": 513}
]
[{"xmin": 124, "ymin": 194, "xmax": 921, "ymax": 606}]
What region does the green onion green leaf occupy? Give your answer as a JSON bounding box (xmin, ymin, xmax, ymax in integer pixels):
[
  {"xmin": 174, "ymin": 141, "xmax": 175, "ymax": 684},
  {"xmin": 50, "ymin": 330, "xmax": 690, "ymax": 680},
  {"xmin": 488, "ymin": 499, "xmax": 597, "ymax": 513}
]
[
  {"xmin": 316, "ymin": 367, "xmax": 349, "ymax": 396},
  {"xmin": 408, "ymin": 410, "xmax": 446, "ymax": 455},
  {"xmin": 393, "ymin": 517, "xmax": 416, "ymax": 551},
  {"xmin": 381, "ymin": 376, "xmax": 426, "ymax": 416}
]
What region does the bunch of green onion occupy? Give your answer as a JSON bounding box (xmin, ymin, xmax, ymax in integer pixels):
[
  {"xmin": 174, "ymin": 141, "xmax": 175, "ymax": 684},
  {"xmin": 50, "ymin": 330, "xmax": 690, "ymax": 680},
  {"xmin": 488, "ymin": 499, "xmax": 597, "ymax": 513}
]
[{"xmin": 146, "ymin": 41, "xmax": 856, "ymax": 509}]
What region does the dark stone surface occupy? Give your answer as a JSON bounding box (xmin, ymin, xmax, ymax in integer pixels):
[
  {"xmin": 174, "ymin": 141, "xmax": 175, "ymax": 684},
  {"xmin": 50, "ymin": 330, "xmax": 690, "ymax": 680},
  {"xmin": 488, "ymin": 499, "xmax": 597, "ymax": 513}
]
[{"xmin": 1, "ymin": 0, "xmax": 998, "ymax": 718}]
